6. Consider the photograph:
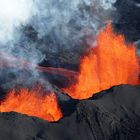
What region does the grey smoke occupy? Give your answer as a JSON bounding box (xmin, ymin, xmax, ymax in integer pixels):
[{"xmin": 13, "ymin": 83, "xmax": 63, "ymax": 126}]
[
  {"xmin": 31, "ymin": 0, "xmax": 117, "ymax": 49},
  {"xmin": 0, "ymin": 0, "xmax": 117, "ymax": 90}
]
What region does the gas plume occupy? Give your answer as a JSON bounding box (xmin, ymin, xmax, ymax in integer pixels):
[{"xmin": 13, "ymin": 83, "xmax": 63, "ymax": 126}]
[{"xmin": 0, "ymin": 0, "xmax": 117, "ymax": 89}]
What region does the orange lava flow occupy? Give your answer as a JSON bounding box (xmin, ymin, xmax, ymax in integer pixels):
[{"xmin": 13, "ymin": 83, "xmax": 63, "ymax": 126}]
[
  {"xmin": 63, "ymin": 23, "xmax": 139, "ymax": 99},
  {"xmin": 37, "ymin": 66, "xmax": 78, "ymax": 80},
  {"xmin": 0, "ymin": 87, "xmax": 62, "ymax": 122}
]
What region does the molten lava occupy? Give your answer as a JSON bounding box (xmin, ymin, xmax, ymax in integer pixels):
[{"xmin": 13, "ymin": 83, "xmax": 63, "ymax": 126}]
[
  {"xmin": 0, "ymin": 87, "xmax": 62, "ymax": 122},
  {"xmin": 0, "ymin": 52, "xmax": 78, "ymax": 81},
  {"xmin": 63, "ymin": 23, "xmax": 139, "ymax": 99},
  {"xmin": 0, "ymin": 23, "xmax": 139, "ymax": 121}
]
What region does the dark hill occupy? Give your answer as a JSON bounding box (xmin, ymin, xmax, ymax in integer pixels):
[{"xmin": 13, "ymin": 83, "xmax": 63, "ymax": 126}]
[{"xmin": 0, "ymin": 85, "xmax": 140, "ymax": 140}]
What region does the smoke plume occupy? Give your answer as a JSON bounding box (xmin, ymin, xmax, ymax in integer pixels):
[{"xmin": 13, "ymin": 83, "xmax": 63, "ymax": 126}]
[{"xmin": 0, "ymin": 0, "xmax": 117, "ymax": 90}]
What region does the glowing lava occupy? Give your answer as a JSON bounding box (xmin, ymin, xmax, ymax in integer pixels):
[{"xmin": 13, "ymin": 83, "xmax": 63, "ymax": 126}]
[
  {"xmin": 63, "ymin": 23, "xmax": 139, "ymax": 99},
  {"xmin": 0, "ymin": 86, "xmax": 62, "ymax": 122}
]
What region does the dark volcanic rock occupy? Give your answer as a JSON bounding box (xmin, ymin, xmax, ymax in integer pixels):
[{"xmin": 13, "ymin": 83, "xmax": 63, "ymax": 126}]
[{"xmin": 0, "ymin": 85, "xmax": 140, "ymax": 140}]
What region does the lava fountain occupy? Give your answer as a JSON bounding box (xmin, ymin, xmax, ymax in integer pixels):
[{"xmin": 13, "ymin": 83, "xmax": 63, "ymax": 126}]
[
  {"xmin": 63, "ymin": 23, "xmax": 139, "ymax": 99},
  {"xmin": 0, "ymin": 86, "xmax": 62, "ymax": 122},
  {"xmin": 0, "ymin": 23, "xmax": 139, "ymax": 121}
]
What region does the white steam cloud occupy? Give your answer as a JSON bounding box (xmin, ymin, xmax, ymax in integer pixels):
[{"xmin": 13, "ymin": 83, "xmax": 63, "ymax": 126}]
[
  {"xmin": 0, "ymin": 0, "xmax": 36, "ymax": 43},
  {"xmin": 0, "ymin": 0, "xmax": 117, "ymax": 89}
]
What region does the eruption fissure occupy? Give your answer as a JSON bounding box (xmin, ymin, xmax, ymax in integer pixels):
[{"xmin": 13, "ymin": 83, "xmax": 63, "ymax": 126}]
[
  {"xmin": 63, "ymin": 23, "xmax": 139, "ymax": 99},
  {"xmin": 0, "ymin": 86, "xmax": 62, "ymax": 122},
  {"xmin": 0, "ymin": 23, "xmax": 139, "ymax": 121},
  {"xmin": 0, "ymin": 0, "xmax": 138, "ymax": 123}
]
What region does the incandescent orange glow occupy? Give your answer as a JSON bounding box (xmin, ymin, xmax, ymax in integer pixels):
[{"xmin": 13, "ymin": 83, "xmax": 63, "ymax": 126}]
[
  {"xmin": 63, "ymin": 23, "xmax": 139, "ymax": 99},
  {"xmin": 0, "ymin": 87, "xmax": 62, "ymax": 122}
]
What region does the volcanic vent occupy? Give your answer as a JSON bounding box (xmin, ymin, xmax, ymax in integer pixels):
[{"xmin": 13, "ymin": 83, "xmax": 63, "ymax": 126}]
[
  {"xmin": 0, "ymin": 0, "xmax": 140, "ymax": 140},
  {"xmin": 0, "ymin": 22, "xmax": 140, "ymax": 139}
]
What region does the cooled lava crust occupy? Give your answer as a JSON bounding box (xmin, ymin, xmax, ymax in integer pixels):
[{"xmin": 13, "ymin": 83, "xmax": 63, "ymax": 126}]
[{"xmin": 0, "ymin": 84, "xmax": 140, "ymax": 140}]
